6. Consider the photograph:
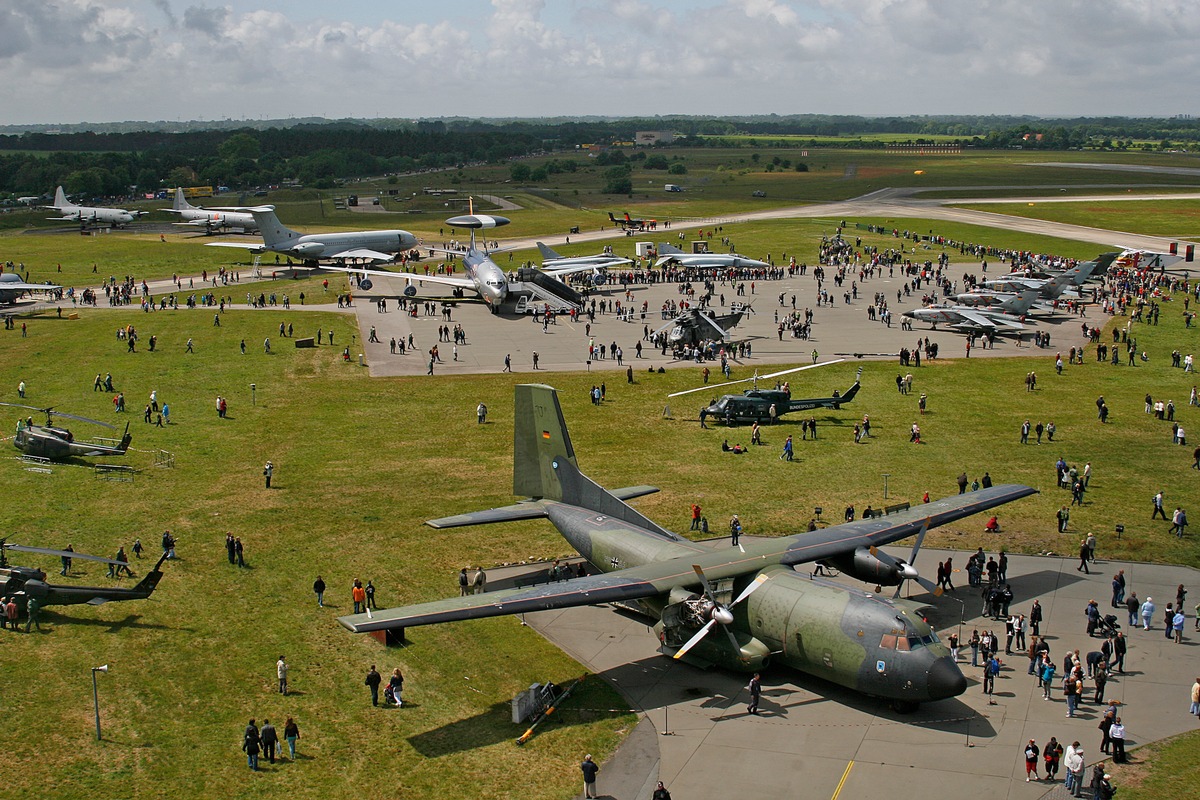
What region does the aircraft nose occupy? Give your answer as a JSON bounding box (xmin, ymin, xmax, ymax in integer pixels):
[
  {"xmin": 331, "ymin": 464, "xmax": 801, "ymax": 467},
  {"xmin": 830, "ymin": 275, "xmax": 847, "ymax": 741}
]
[{"xmin": 926, "ymin": 656, "xmax": 967, "ymax": 700}]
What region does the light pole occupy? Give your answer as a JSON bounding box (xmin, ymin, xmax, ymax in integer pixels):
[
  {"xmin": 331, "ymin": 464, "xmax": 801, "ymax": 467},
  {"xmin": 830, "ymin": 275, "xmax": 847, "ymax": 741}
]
[
  {"xmin": 882, "ymin": 473, "xmax": 891, "ymax": 499},
  {"xmin": 92, "ymin": 664, "xmax": 109, "ymax": 740}
]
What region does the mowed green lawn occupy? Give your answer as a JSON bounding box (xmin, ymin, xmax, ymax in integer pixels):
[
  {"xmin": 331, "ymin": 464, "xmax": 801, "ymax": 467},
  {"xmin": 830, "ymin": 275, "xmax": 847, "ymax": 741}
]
[{"xmin": 956, "ymin": 198, "xmax": 1200, "ymax": 242}]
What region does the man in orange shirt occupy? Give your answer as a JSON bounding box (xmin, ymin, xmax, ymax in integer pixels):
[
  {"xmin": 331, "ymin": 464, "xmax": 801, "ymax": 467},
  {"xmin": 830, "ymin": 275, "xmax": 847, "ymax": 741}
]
[{"xmin": 352, "ymin": 579, "xmax": 367, "ymax": 614}]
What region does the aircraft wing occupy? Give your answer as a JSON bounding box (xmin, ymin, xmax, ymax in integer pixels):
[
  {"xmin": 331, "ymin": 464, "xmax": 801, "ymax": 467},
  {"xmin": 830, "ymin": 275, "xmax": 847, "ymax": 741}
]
[
  {"xmin": 341, "ymin": 483, "xmax": 1034, "ymax": 634},
  {"xmin": 324, "ymin": 265, "xmax": 475, "ymax": 290},
  {"xmin": 0, "ymin": 281, "xmax": 62, "ymax": 291},
  {"xmin": 339, "ymin": 566, "xmax": 670, "ymax": 633},
  {"xmin": 778, "ymin": 483, "xmax": 1037, "ymax": 567},
  {"xmin": 324, "ymin": 248, "xmax": 397, "ymax": 262},
  {"xmin": 205, "ymin": 241, "xmax": 267, "ymax": 251},
  {"xmin": 951, "ymin": 309, "xmax": 1008, "ymax": 329},
  {"xmin": 426, "ymin": 486, "xmax": 658, "ymax": 529}
]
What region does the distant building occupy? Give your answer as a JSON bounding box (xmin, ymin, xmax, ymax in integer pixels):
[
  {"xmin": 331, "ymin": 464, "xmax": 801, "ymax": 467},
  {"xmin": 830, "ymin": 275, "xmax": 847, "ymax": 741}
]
[{"xmin": 635, "ymin": 130, "xmax": 676, "ymax": 146}]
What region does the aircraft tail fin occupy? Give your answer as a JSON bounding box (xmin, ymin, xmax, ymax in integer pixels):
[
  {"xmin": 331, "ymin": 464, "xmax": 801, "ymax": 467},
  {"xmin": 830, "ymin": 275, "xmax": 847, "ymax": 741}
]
[
  {"xmin": 247, "ymin": 207, "xmax": 303, "ymax": 249},
  {"xmin": 118, "ymin": 422, "xmax": 132, "ymax": 453},
  {"xmin": 657, "ymin": 242, "xmax": 684, "ymax": 255},
  {"xmin": 53, "ymin": 186, "xmax": 71, "ymax": 209},
  {"xmin": 837, "ymin": 368, "xmax": 864, "ymax": 405},
  {"xmin": 514, "ymin": 384, "xmax": 680, "ymax": 539},
  {"xmin": 1001, "ymin": 288, "xmax": 1039, "ymax": 315},
  {"xmin": 608, "ymin": 212, "xmax": 620, "ymax": 224},
  {"xmin": 537, "ymin": 242, "xmax": 562, "ymax": 261},
  {"xmin": 132, "ymin": 553, "xmax": 170, "ymax": 598},
  {"xmin": 172, "ymin": 188, "xmax": 195, "ymax": 211}
]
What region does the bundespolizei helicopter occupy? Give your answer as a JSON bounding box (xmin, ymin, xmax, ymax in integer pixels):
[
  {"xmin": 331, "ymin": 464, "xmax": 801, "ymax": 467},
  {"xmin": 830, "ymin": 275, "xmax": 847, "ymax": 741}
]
[
  {"xmin": 0, "ymin": 539, "xmax": 168, "ymax": 612},
  {"xmin": 2, "ymin": 404, "xmax": 132, "ymax": 460},
  {"xmin": 668, "ymin": 361, "xmax": 862, "ymax": 426}
]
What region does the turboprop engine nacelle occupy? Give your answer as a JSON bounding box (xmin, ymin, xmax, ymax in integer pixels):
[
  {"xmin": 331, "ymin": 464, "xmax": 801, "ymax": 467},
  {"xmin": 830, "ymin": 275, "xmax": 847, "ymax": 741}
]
[{"xmin": 829, "ymin": 546, "xmax": 906, "ymax": 586}]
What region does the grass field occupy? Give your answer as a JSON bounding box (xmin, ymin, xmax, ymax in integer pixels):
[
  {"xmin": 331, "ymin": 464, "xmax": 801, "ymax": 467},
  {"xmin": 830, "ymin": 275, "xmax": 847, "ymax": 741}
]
[
  {"xmin": 3, "ymin": 153, "xmax": 1200, "ymax": 798},
  {"xmin": 955, "ymin": 198, "xmax": 1200, "ymax": 242}
]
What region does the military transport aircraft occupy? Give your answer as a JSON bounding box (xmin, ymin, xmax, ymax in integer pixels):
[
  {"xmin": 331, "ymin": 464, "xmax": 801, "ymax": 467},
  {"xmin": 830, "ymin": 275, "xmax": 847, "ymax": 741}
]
[
  {"xmin": 161, "ymin": 187, "xmax": 259, "ymax": 234},
  {"xmin": 0, "ymin": 539, "xmax": 168, "ymax": 611},
  {"xmin": 668, "ymin": 363, "xmax": 863, "ymax": 426},
  {"xmin": 340, "ymin": 384, "xmax": 1035, "ymax": 708},
  {"xmin": 3, "ymin": 404, "xmax": 132, "ymax": 460},
  {"xmin": 0, "ymin": 273, "xmax": 61, "ymax": 304},
  {"xmin": 44, "ymin": 186, "xmax": 147, "ymax": 228},
  {"xmin": 654, "ymin": 242, "xmax": 771, "ymax": 270},
  {"xmin": 206, "ymin": 206, "xmax": 418, "ymax": 263}
]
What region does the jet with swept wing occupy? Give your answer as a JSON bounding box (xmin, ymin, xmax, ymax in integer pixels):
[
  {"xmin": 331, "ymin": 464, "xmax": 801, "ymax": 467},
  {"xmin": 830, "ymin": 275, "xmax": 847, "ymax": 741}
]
[
  {"xmin": 44, "ymin": 186, "xmax": 147, "ymax": 228},
  {"xmin": 206, "ymin": 207, "xmax": 417, "ymax": 263},
  {"xmin": 654, "ymin": 242, "xmax": 770, "ymax": 270},
  {"xmin": 161, "ymin": 187, "xmax": 260, "ymax": 234},
  {"xmin": 536, "ymin": 242, "xmax": 631, "ymax": 272},
  {"xmin": 340, "ymin": 384, "xmax": 1035, "ymax": 708}
]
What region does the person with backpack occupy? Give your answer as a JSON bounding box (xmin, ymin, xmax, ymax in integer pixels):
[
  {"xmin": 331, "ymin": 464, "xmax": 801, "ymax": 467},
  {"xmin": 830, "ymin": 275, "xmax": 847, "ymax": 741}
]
[{"xmin": 983, "ymin": 654, "xmax": 1000, "ymax": 704}]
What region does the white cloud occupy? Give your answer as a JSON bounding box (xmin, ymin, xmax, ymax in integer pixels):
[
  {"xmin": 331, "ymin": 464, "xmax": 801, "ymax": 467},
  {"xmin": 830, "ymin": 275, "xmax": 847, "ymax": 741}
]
[{"xmin": 0, "ymin": 0, "xmax": 1194, "ymax": 123}]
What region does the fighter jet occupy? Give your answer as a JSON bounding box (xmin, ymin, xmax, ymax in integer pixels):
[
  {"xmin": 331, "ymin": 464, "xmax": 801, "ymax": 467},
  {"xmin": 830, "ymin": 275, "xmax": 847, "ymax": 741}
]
[
  {"xmin": 536, "ymin": 242, "xmax": 631, "ymax": 272},
  {"xmin": 0, "ymin": 273, "xmax": 61, "ymax": 305},
  {"xmin": 901, "ymin": 304, "xmax": 1026, "ymax": 334},
  {"xmin": 977, "ymin": 259, "xmax": 1099, "ymax": 299},
  {"xmin": 160, "ymin": 188, "xmax": 259, "ymax": 234},
  {"xmin": 44, "ymin": 186, "xmax": 147, "ymax": 228},
  {"xmin": 206, "ymin": 207, "xmax": 417, "ymax": 263},
  {"xmin": 654, "ymin": 242, "xmax": 770, "ymax": 270},
  {"xmin": 339, "ymin": 384, "xmax": 1036, "ymax": 709}
]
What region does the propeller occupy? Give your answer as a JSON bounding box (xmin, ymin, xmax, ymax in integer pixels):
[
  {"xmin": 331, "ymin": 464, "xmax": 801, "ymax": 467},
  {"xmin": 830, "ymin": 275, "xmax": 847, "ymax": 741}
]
[
  {"xmin": 672, "ymin": 566, "xmax": 769, "ymax": 661},
  {"xmin": 868, "ymin": 520, "xmax": 941, "ymax": 598},
  {"xmin": 668, "ymin": 359, "xmax": 845, "ymax": 398}
]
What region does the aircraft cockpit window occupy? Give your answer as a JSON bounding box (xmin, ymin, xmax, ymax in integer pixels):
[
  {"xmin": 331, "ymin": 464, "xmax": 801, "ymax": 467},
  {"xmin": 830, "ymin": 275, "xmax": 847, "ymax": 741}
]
[
  {"xmin": 894, "ymin": 637, "xmax": 910, "ymax": 651},
  {"xmin": 906, "ymin": 636, "xmax": 924, "ymax": 650},
  {"xmin": 879, "ymin": 634, "xmax": 897, "ymax": 649},
  {"xmin": 921, "ymin": 634, "xmax": 936, "ymax": 645}
]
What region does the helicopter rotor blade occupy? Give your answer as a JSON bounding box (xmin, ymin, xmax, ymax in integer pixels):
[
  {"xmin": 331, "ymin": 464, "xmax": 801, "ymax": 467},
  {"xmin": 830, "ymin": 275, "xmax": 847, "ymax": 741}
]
[
  {"xmin": 667, "ymin": 359, "xmax": 845, "ymax": 398},
  {"xmin": 0, "ymin": 402, "xmax": 114, "ymax": 429},
  {"xmin": 4, "ymin": 544, "xmax": 128, "ymax": 565}
]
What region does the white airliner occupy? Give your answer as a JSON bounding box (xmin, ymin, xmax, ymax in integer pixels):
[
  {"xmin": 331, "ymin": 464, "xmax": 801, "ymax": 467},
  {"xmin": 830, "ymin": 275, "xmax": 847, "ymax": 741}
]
[
  {"xmin": 161, "ymin": 188, "xmax": 259, "ymax": 233},
  {"xmin": 44, "ymin": 186, "xmax": 146, "ymax": 228},
  {"xmin": 205, "ymin": 207, "xmax": 418, "ymax": 262}
]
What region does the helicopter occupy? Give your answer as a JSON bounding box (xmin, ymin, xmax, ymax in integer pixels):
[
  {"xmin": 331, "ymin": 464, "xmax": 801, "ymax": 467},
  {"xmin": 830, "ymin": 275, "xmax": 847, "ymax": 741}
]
[
  {"xmin": 654, "ymin": 306, "xmax": 749, "ymax": 350},
  {"xmin": 669, "ymin": 361, "xmax": 862, "ymax": 426},
  {"xmin": 2, "ymin": 403, "xmax": 132, "ymax": 460},
  {"xmin": 0, "ymin": 539, "xmax": 169, "ymax": 612}
]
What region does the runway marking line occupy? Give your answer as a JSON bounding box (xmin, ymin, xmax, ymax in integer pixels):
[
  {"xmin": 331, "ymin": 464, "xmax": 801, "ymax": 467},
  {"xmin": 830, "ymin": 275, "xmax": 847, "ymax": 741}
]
[{"xmin": 831, "ymin": 760, "xmax": 854, "ymax": 800}]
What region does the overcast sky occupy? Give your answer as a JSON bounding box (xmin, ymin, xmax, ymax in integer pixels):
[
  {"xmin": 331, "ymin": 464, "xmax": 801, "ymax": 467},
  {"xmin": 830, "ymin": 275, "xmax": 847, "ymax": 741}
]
[{"xmin": 1, "ymin": 0, "xmax": 1195, "ymax": 125}]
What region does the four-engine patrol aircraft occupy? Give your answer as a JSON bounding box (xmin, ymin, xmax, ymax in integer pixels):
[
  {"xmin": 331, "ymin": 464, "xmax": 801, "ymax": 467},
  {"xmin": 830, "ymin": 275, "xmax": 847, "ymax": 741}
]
[
  {"xmin": 340, "ymin": 384, "xmax": 1035, "ymax": 708},
  {"xmin": 206, "ymin": 207, "xmax": 418, "ymax": 263},
  {"xmin": 161, "ymin": 187, "xmax": 259, "ymax": 234},
  {"xmin": 44, "ymin": 186, "xmax": 147, "ymax": 228}
]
